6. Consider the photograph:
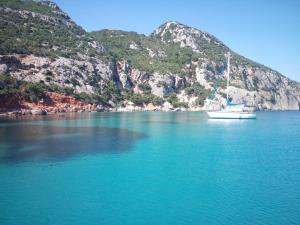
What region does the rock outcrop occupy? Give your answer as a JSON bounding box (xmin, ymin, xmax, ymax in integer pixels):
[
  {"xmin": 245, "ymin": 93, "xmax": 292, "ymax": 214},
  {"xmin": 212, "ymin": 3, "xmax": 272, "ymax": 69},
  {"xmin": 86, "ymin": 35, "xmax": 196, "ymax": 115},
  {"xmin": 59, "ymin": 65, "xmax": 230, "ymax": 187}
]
[{"xmin": 0, "ymin": 92, "xmax": 104, "ymax": 116}]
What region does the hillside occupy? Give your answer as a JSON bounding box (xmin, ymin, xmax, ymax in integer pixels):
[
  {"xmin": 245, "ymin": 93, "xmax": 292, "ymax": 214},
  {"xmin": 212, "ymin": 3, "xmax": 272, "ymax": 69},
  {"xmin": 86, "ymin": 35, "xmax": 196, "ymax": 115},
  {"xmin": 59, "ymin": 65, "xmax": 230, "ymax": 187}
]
[{"xmin": 1, "ymin": 0, "xmax": 300, "ymax": 112}]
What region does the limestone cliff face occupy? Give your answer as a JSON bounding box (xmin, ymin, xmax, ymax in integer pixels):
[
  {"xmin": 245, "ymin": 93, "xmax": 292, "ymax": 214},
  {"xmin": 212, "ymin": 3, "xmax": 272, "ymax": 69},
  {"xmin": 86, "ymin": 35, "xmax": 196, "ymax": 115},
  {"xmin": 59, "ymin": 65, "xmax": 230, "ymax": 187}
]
[
  {"xmin": 152, "ymin": 21, "xmax": 228, "ymax": 52},
  {"xmin": 1, "ymin": 2, "xmax": 299, "ymax": 111},
  {"xmin": 193, "ymin": 58, "xmax": 300, "ymax": 110}
]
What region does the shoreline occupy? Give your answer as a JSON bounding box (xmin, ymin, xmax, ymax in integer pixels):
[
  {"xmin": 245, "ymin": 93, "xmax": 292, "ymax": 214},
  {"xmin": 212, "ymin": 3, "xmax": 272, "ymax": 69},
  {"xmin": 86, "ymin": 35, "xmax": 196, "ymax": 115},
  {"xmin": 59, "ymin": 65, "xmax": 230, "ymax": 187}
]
[
  {"xmin": 1, "ymin": 108, "xmax": 299, "ymax": 119},
  {"xmin": 0, "ymin": 107, "xmax": 204, "ymax": 118}
]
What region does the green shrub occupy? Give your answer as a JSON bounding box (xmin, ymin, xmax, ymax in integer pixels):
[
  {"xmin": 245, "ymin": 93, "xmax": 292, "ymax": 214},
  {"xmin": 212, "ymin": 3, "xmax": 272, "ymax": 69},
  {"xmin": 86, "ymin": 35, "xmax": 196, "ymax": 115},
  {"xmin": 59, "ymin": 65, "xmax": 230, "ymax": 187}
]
[
  {"xmin": 100, "ymin": 80, "xmax": 122, "ymax": 102},
  {"xmin": 22, "ymin": 82, "xmax": 47, "ymax": 102},
  {"xmin": 173, "ymin": 101, "xmax": 188, "ymax": 108},
  {"xmin": 129, "ymin": 93, "xmax": 149, "ymax": 105},
  {"xmin": 138, "ymin": 83, "xmax": 152, "ymax": 94},
  {"xmin": 74, "ymin": 92, "xmax": 91, "ymax": 102},
  {"xmin": 63, "ymin": 87, "xmax": 74, "ymax": 96},
  {"xmin": 70, "ymin": 78, "xmax": 80, "ymax": 87},
  {"xmin": 185, "ymin": 82, "xmax": 209, "ymax": 105},
  {"xmin": 151, "ymin": 95, "xmax": 164, "ymax": 106},
  {"xmin": 0, "ymin": 73, "xmax": 21, "ymax": 96},
  {"xmin": 167, "ymin": 92, "xmax": 188, "ymax": 108}
]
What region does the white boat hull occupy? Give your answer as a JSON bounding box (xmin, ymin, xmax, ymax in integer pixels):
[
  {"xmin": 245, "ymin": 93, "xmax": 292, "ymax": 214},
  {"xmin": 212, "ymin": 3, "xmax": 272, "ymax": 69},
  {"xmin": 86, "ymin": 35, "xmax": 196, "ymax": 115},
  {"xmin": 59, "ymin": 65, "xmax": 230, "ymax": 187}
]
[{"xmin": 207, "ymin": 111, "xmax": 256, "ymax": 119}]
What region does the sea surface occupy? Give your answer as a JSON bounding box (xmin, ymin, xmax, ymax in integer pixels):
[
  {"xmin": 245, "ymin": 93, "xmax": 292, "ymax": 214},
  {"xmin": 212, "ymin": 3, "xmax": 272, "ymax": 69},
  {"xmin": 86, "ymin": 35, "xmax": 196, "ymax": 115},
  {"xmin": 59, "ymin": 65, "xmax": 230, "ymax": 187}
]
[{"xmin": 0, "ymin": 111, "xmax": 299, "ymax": 225}]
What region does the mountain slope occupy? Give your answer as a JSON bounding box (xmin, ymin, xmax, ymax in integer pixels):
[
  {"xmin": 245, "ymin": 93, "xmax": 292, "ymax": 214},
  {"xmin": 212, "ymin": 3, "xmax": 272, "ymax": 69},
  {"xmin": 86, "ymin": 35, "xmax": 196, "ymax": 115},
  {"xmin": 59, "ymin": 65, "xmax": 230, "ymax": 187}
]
[
  {"xmin": 91, "ymin": 21, "xmax": 300, "ymax": 110},
  {"xmin": 0, "ymin": 1, "xmax": 300, "ymax": 112},
  {"xmin": 150, "ymin": 21, "xmax": 300, "ymax": 110},
  {"xmin": 0, "ymin": 0, "xmax": 104, "ymax": 58},
  {"xmin": 0, "ymin": 0, "xmax": 116, "ymax": 108},
  {"xmin": 90, "ymin": 29, "xmax": 198, "ymax": 75}
]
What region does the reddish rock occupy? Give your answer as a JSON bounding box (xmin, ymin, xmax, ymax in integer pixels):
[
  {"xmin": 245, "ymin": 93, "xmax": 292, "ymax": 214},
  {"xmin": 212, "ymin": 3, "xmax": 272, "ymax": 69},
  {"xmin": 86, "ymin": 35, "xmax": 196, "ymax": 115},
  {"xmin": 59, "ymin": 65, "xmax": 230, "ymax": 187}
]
[{"xmin": 0, "ymin": 92, "xmax": 104, "ymax": 115}]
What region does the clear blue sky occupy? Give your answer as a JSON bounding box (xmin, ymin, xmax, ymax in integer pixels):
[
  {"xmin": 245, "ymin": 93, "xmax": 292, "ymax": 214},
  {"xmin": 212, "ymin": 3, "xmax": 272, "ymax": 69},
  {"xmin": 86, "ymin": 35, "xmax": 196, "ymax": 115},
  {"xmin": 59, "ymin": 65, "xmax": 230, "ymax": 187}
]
[{"xmin": 54, "ymin": 0, "xmax": 300, "ymax": 81}]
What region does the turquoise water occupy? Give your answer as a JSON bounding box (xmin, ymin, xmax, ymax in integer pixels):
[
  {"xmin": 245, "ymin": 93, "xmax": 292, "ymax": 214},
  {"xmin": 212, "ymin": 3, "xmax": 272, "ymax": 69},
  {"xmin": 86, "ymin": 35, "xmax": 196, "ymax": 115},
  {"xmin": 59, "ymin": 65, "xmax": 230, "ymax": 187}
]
[{"xmin": 0, "ymin": 112, "xmax": 300, "ymax": 225}]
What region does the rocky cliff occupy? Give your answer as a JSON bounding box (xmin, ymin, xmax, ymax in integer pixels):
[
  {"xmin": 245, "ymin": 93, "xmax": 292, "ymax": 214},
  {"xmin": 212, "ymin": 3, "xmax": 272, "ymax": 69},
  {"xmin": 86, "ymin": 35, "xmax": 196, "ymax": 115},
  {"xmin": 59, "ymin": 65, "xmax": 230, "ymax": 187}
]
[{"xmin": 1, "ymin": 0, "xmax": 300, "ymax": 112}]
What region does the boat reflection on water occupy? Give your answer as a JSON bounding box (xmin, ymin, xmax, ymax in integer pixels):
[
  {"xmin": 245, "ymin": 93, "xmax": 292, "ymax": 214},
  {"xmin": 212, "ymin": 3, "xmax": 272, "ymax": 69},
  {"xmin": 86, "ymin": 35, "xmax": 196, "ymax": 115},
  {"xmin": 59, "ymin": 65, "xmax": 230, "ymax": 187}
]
[{"xmin": 207, "ymin": 117, "xmax": 248, "ymax": 124}]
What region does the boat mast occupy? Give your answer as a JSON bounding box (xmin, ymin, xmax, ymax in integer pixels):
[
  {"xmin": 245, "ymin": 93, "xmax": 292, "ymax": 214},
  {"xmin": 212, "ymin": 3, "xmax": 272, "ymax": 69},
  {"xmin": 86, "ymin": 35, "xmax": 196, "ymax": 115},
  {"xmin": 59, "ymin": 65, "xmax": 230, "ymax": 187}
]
[{"xmin": 226, "ymin": 52, "xmax": 230, "ymax": 103}]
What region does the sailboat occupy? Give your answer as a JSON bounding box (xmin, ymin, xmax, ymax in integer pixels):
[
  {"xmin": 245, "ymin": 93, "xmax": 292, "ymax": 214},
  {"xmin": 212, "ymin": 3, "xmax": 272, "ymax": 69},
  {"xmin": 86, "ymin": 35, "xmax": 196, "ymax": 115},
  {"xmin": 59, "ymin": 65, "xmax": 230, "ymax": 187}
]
[{"xmin": 207, "ymin": 52, "xmax": 256, "ymax": 119}]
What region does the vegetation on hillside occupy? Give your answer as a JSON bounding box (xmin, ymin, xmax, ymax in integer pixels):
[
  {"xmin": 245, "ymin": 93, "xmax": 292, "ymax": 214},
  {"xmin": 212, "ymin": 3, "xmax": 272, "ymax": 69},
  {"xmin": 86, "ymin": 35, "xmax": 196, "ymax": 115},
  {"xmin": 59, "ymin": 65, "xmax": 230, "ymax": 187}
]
[
  {"xmin": 0, "ymin": 0, "xmax": 66, "ymax": 19},
  {"xmin": 0, "ymin": 73, "xmax": 106, "ymax": 104},
  {"xmin": 185, "ymin": 82, "xmax": 210, "ymax": 106},
  {"xmin": 0, "ymin": 0, "xmax": 102, "ymax": 58},
  {"xmin": 0, "ymin": 73, "xmax": 47, "ymax": 102},
  {"xmin": 90, "ymin": 30, "xmax": 200, "ymax": 76}
]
